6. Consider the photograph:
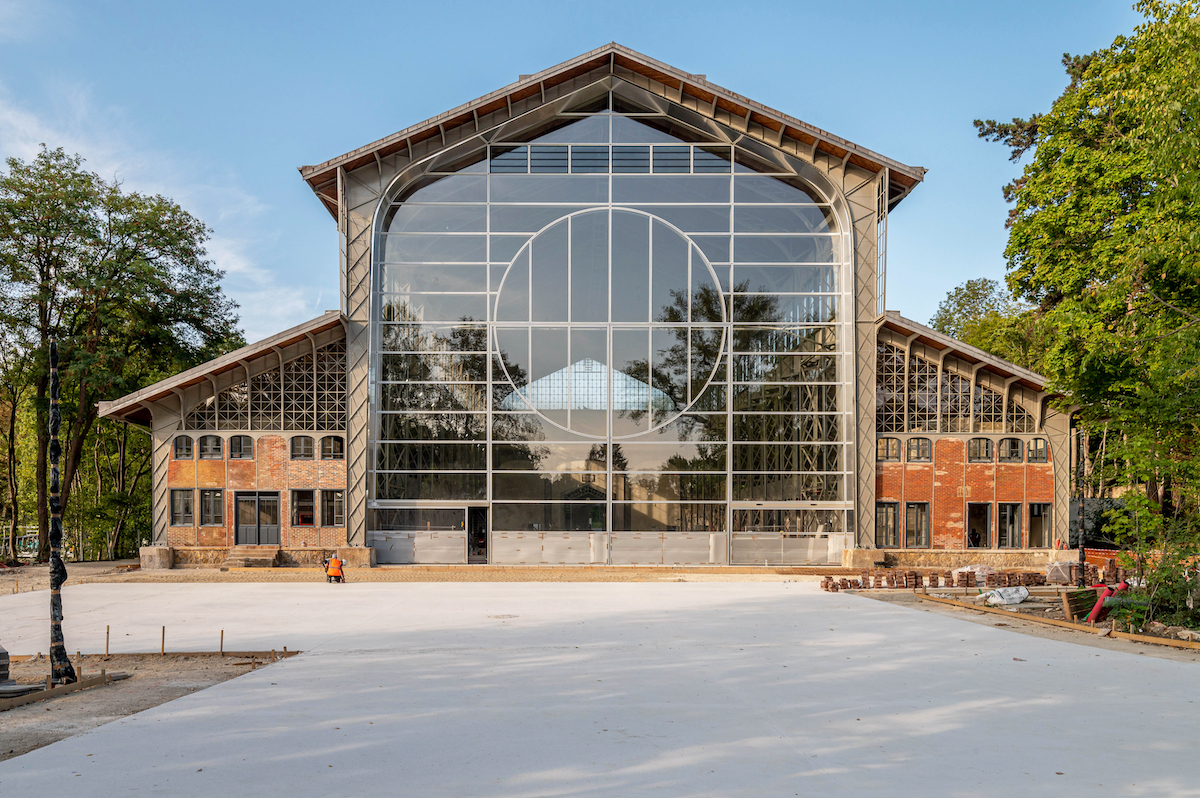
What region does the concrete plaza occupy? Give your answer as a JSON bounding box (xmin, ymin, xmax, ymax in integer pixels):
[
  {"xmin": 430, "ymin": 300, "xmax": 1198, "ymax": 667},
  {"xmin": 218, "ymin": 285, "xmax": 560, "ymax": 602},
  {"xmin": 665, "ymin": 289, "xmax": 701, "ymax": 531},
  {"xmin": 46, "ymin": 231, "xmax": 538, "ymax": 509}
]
[{"xmin": 0, "ymin": 581, "xmax": 1195, "ymax": 796}]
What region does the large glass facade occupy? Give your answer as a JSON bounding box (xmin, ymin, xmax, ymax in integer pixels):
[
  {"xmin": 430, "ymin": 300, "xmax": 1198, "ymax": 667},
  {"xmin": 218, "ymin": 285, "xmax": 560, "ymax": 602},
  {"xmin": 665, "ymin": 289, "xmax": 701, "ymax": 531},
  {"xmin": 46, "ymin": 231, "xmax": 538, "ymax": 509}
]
[{"xmin": 369, "ymin": 85, "xmax": 853, "ymax": 564}]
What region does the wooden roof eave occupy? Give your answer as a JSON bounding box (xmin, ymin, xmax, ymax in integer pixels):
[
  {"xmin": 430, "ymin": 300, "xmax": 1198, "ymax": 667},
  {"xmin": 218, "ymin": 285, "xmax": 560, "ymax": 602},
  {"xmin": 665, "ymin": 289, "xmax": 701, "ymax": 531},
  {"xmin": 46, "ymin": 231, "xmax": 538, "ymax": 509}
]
[{"xmin": 298, "ymin": 43, "xmax": 926, "ymax": 219}]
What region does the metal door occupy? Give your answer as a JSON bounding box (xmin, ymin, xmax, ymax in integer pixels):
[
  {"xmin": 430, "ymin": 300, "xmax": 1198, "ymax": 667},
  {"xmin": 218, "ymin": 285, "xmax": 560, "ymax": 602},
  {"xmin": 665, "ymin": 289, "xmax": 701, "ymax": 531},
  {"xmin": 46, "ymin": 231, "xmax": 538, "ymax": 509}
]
[
  {"xmin": 235, "ymin": 495, "xmax": 259, "ymax": 544},
  {"xmin": 467, "ymin": 507, "xmax": 487, "ymax": 564},
  {"xmin": 258, "ymin": 494, "xmax": 280, "ymax": 545}
]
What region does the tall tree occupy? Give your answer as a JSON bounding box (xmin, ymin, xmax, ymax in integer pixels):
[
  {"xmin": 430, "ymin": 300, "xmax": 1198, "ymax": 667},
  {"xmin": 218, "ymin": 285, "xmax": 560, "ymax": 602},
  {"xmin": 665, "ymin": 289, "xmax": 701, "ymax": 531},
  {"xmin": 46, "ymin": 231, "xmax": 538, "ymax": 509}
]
[
  {"xmin": 0, "ymin": 147, "xmax": 242, "ymax": 557},
  {"xmin": 0, "ymin": 331, "xmax": 30, "ymax": 563}
]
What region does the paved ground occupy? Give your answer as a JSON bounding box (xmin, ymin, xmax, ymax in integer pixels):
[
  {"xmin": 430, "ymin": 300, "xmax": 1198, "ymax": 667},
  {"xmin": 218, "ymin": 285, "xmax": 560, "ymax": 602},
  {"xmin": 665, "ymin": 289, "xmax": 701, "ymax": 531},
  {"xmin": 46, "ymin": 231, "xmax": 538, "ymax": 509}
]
[{"xmin": 1, "ymin": 582, "xmax": 1197, "ymax": 797}]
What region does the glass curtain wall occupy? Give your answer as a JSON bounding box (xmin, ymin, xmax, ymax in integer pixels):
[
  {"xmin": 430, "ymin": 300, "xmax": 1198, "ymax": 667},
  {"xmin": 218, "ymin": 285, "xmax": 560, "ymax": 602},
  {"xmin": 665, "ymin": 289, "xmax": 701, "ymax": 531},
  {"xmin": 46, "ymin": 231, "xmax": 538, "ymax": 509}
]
[{"xmin": 370, "ymin": 89, "xmax": 852, "ymax": 563}]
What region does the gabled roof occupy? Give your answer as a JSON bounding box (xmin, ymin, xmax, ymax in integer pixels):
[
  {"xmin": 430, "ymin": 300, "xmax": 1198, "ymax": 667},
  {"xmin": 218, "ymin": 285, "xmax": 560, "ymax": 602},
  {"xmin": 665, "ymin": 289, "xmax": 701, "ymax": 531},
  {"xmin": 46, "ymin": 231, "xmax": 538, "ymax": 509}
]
[
  {"xmin": 877, "ymin": 311, "xmax": 1053, "ymax": 394},
  {"xmin": 299, "ymin": 43, "xmax": 926, "ymax": 218},
  {"xmin": 501, "ymin": 358, "xmax": 676, "ymax": 412},
  {"xmin": 98, "ymin": 311, "xmax": 345, "ymax": 425}
]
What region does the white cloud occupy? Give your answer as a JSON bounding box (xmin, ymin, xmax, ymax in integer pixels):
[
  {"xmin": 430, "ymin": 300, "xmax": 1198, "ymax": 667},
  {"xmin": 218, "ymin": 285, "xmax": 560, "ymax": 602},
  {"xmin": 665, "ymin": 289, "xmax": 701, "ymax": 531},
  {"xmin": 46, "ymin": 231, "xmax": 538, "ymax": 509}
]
[{"xmin": 0, "ymin": 80, "xmax": 310, "ymax": 343}]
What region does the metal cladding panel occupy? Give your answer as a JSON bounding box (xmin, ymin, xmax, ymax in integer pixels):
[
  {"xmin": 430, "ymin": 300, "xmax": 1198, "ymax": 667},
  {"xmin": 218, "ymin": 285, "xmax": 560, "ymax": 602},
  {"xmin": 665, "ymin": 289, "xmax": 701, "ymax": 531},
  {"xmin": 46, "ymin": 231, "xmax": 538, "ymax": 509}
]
[
  {"xmin": 782, "ymin": 535, "xmax": 834, "ymax": 564},
  {"xmin": 730, "ymin": 536, "xmax": 780, "ymax": 565},
  {"xmin": 492, "ymin": 533, "xmax": 539, "ymax": 564},
  {"xmin": 414, "ymin": 532, "xmax": 468, "ymax": 564},
  {"xmin": 609, "ymin": 534, "xmax": 663, "ymax": 565},
  {"xmin": 709, "ymin": 533, "xmax": 729, "ymax": 565},
  {"xmin": 662, "ymin": 534, "xmax": 710, "ymax": 565},
  {"xmin": 541, "ymin": 533, "xmax": 592, "ymax": 565},
  {"xmin": 368, "ymin": 532, "xmax": 415, "ymax": 564},
  {"xmin": 1046, "ymin": 408, "xmax": 1073, "ymax": 547},
  {"xmin": 150, "ymin": 406, "xmax": 177, "ymax": 545}
]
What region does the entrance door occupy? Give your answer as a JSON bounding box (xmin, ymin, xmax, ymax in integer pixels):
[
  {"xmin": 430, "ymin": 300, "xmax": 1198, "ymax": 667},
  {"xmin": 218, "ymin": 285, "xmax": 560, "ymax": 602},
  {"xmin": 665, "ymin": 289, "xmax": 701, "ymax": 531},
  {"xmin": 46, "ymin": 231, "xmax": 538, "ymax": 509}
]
[
  {"xmin": 235, "ymin": 492, "xmax": 280, "ymax": 545},
  {"xmin": 467, "ymin": 507, "xmax": 488, "ymax": 564},
  {"xmin": 967, "ymin": 503, "xmax": 991, "ymax": 548}
]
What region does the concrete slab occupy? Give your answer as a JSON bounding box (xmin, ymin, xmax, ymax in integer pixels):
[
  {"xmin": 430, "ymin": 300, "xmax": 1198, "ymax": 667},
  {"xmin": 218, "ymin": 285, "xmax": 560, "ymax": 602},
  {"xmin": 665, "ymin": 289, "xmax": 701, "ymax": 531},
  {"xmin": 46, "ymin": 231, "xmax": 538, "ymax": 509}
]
[{"xmin": 0, "ymin": 582, "xmax": 1195, "ymax": 796}]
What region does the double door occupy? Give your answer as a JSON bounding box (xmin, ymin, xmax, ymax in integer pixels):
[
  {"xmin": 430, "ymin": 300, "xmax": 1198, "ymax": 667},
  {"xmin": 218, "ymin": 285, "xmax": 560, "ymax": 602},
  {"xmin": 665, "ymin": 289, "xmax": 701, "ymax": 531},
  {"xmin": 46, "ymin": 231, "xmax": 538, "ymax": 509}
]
[{"xmin": 236, "ymin": 492, "xmax": 280, "ymax": 545}]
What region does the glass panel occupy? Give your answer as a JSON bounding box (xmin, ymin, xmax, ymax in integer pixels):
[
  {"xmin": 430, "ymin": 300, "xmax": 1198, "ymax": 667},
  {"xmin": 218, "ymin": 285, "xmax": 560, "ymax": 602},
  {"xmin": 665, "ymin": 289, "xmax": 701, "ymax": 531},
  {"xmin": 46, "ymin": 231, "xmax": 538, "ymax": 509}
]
[
  {"xmin": 376, "ymin": 473, "xmax": 486, "ymax": 500},
  {"xmin": 495, "ymin": 250, "xmax": 529, "ymax": 322},
  {"xmin": 612, "ymin": 328, "xmax": 650, "ymax": 437},
  {"xmin": 732, "ymin": 473, "xmax": 842, "ymax": 501},
  {"xmin": 490, "ymin": 145, "xmax": 528, "ymax": 173},
  {"xmin": 611, "ymin": 503, "xmax": 725, "ymax": 532},
  {"xmin": 531, "ymin": 222, "xmax": 568, "ymax": 321},
  {"xmin": 612, "ymin": 442, "xmax": 727, "ymax": 471},
  {"xmin": 733, "ymin": 265, "xmax": 837, "ymax": 294},
  {"xmin": 490, "ymin": 205, "xmax": 575, "ymax": 233},
  {"xmin": 380, "ymin": 353, "xmax": 489, "ymax": 383},
  {"xmin": 396, "ymin": 175, "xmax": 486, "ymax": 204},
  {"xmin": 571, "ymin": 145, "xmax": 609, "ymax": 173},
  {"xmin": 612, "ymin": 473, "xmax": 725, "ymax": 502},
  {"xmin": 612, "ymin": 176, "xmax": 729, "ymax": 204},
  {"xmin": 1029, "ymin": 504, "xmax": 1051, "ymax": 548},
  {"xmin": 733, "ymin": 354, "xmax": 837, "ymax": 383},
  {"xmin": 490, "ymin": 412, "xmax": 600, "ymax": 442},
  {"xmin": 733, "ymin": 176, "xmax": 821, "ymax": 204},
  {"xmin": 633, "ymin": 205, "xmax": 728, "ymax": 233},
  {"xmin": 492, "ymin": 472, "xmax": 608, "ymax": 500},
  {"xmin": 528, "ymin": 114, "xmax": 610, "ymax": 143},
  {"xmin": 610, "ymin": 211, "xmax": 650, "ymax": 322},
  {"xmin": 570, "ymin": 211, "xmax": 608, "ymax": 323},
  {"xmin": 379, "ymin": 323, "xmax": 488, "ymax": 353},
  {"xmin": 693, "ymin": 146, "xmax": 732, "ymax": 173},
  {"xmin": 529, "ymin": 145, "xmax": 568, "ymax": 174},
  {"xmin": 378, "ymin": 413, "xmax": 487, "ymax": 441},
  {"xmin": 733, "ymin": 295, "xmax": 837, "ymax": 324},
  {"xmin": 379, "ymin": 294, "xmax": 487, "ymax": 323},
  {"xmin": 610, "ymin": 115, "xmax": 717, "ymax": 144},
  {"xmin": 384, "ymin": 204, "xmax": 487, "ymax": 234},
  {"xmin": 382, "ymin": 234, "xmax": 487, "ymax": 263},
  {"xmin": 733, "ymin": 235, "xmax": 836, "ymax": 264},
  {"xmin": 652, "ymin": 145, "xmax": 691, "ymax": 173},
  {"xmin": 374, "ymin": 507, "xmax": 465, "ymax": 531},
  {"xmin": 489, "ymin": 235, "xmax": 532, "ymax": 263},
  {"xmin": 489, "ymin": 175, "xmax": 608, "ymax": 203},
  {"xmin": 612, "ymin": 145, "xmax": 650, "ymax": 173},
  {"xmin": 493, "ymin": 443, "xmax": 607, "ymax": 471},
  {"xmin": 733, "ymin": 414, "xmax": 840, "ymax": 442},
  {"xmin": 379, "ymin": 264, "xmax": 487, "ymax": 294},
  {"xmin": 691, "ymin": 235, "xmax": 730, "ymax": 264},
  {"xmin": 376, "ymin": 442, "xmax": 487, "ymax": 471},
  {"xmin": 734, "ymin": 205, "xmax": 834, "ymax": 234},
  {"xmin": 651, "ymin": 220, "xmax": 688, "ymax": 321},
  {"xmin": 380, "ymin": 383, "xmax": 487, "ymax": 412},
  {"xmin": 732, "ymin": 326, "xmax": 837, "ymax": 353},
  {"xmin": 732, "ymin": 443, "xmax": 841, "ymax": 472},
  {"xmin": 624, "ymin": 413, "xmax": 726, "ymax": 442},
  {"xmin": 732, "ymin": 384, "xmax": 838, "ymax": 413},
  {"xmin": 492, "ymin": 502, "xmax": 606, "ymax": 532}
]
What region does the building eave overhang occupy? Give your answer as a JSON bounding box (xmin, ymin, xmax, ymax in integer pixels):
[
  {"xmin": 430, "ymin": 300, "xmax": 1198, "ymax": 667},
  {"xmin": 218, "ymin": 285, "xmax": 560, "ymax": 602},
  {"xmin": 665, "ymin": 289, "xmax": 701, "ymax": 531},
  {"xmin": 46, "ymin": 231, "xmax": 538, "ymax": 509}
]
[
  {"xmin": 298, "ymin": 43, "xmax": 927, "ymax": 219},
  {"xmin": 98, "ymin": 310, "xmax": 346, "ymax": 425},
  {"xmin": 877, "ymin": 311, "xmax": 1056, "ymax": 395}
]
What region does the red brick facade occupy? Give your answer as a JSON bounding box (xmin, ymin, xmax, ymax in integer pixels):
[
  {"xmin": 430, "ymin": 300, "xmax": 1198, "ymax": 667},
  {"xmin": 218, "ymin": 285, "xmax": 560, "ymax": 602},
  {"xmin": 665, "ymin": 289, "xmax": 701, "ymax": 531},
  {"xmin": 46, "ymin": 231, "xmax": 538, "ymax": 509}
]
[
  {"xmin": 875, "ymin": 435, "xmax": 1055, "ymax": 550},
  {"xmin": 166, "ymin": 433, "xmax": 347, "ymax": 549}
]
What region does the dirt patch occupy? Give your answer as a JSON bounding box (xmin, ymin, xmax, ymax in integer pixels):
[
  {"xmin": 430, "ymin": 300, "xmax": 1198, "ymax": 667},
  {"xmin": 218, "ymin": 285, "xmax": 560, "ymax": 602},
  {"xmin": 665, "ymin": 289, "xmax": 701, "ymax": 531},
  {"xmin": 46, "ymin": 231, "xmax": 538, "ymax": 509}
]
[
  {"xmin": 854, "ymin": 589, "xmax": 1200, "ymax": 664},
  {"xmin": 1, "ymin": 653, "xmax": 281, "ymax": 762}
]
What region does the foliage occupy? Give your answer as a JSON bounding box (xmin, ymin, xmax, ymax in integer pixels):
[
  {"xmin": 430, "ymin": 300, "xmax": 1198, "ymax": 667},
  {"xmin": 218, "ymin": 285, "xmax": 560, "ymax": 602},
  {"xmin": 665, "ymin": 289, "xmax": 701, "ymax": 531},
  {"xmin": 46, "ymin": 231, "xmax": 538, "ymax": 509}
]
[
  {"xmin": 928, "ymin": 278, "xmax": 1050, "ymax": 372},
  {"xmin": 0, "ymin": 147, "xmax": 243, "ymax": 559},
  {"xmin": 1105, "ymin": 493, "xmax": 1200, "ymax": 627}
]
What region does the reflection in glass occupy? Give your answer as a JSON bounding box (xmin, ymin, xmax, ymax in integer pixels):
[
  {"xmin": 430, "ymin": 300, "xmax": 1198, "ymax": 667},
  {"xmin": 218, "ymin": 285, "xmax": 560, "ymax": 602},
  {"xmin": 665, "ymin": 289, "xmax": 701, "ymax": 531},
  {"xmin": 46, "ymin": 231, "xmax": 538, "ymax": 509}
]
[
  {"xmin": 492, "ymin": 502, "xmax": 606, "ymax": 532},
  {"xmin": 377, "ymin": 473, "xmax": 487, "ymax": 500},
  {"xmin": 611, "ymin": 503, "xmax": 725, "ymax": 531}
]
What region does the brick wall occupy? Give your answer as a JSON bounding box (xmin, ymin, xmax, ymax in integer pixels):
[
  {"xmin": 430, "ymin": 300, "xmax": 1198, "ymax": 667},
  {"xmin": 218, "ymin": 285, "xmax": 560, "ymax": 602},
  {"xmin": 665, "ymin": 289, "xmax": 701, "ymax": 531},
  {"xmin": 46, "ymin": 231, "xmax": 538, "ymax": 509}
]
[
  {"xmin": 165, "ymin": 433, "xmax": 348, "ymax": 549},
  {"xmin": 875, "ymin": 435, "xmax": 1056, "ymax": 551}
]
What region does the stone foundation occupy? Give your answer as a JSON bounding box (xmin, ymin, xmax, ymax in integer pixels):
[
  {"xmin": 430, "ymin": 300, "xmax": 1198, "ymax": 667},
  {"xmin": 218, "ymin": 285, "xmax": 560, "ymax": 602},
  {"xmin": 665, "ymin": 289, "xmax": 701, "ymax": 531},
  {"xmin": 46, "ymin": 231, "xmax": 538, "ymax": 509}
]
[
  {"xmin": 162, "ymin": 546, "xmax": 375, "ymax": 568},
  {"xmin": 842, "ymin": 548, "xmax": 1059, "ymax": 571},
  {"xmin": 337, "ymin": 546, "xmax": 376, "ymax": 568},
  {"xmin": 139, "ymin": 546, "xmax": 174, "ymax": 570}
]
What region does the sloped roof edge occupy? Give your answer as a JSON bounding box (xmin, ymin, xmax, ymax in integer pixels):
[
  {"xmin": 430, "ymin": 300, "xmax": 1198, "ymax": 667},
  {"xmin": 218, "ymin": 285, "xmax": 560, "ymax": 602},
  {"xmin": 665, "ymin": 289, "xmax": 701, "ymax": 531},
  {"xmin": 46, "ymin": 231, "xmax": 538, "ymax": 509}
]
[
  {"xmin": 99, "ymin": 310, "xmax": 345, "ymax": 423},
  {"xmin": 878, "ymin": 311, "xmax": 1053, "ymax": 392},
  {"xmin": 299, "ymin": 43, "xmax": 926, "ymax": 210}
]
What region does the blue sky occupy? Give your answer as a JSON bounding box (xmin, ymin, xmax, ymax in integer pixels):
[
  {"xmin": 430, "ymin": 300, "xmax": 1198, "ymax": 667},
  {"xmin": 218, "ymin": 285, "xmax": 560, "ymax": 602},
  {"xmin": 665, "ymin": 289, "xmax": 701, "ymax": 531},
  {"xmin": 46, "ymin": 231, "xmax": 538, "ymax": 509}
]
[{"xmin": 0, "ymin": 0, "xmax": 1144, "ymax": 342}]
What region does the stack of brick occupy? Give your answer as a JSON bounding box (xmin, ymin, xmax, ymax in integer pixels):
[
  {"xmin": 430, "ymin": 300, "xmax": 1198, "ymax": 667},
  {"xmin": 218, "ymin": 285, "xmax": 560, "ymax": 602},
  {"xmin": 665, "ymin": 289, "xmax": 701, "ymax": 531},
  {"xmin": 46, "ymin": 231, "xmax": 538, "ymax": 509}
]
[
  {"xmin": 913, "ymin": 572, "xmax": 924, "ymax": 589},
  {"xmin": 860, "ymin": 570, "xmax": 871, "ymax": 589},
  {"xmin": 942, "ymin": 571, "xmax": 953, "ymax": 588},
  {"xmin": 873, "ymin": 573, "xmax": 884, "ymax": 589},
  {"xmin": 928, "ymin": 572, "xmax": 939, "ymax": 588},
  {"xmin": 985, "ymin": 573, "xmax": 998, "ymax": 588}
]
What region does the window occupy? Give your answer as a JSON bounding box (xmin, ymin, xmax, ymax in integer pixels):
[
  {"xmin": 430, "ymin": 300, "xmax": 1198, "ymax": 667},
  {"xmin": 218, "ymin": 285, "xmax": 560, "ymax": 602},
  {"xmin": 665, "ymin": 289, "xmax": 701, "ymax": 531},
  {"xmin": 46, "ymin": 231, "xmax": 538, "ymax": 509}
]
[
  {"xmin": 320, "ymin": 436, "xmax": 345, "ymax": 460},
  {"xmin": 906, "ymin": 438, "xmax": 931, "ymax": 463},
  {"xmin": 905, "ymin": 503, "xmax": 930, "ymax": 548},
  {"xmin": 968, "ymin": 438, "xmax": 993, "ymax": 462},
  {"xmin": 198, "ymin": 435, "xmax": 222, "ymax": 459},
  {"xmin": 875, "ymin": 503, "xmax": 899, "ymax": 548},
  {"xmin": 967, "ymin": 503, "xmax": 990, "ymax": 548},
  {"xmin": 229, "ymin": 435, "xmax": 253, "ymax": 460},
  {"xmin": 290, "ymin": 436, "xmax": 314, "ymax": 460},
  {"xmin": 876, "ymin": 438, "xmax": 900, "ymax": 462},
  {"xmin": 173, "ymin": 436, "xmax": 193, "ymax": 460},
  {"xmin": 998, "ymin": 438, "xmax": 1023, "ymax": 463},
  {"xmin": 998, "ymin": 503, "xmax": 1022, "ymax": 548},
  {"xmin": 1028, "ymin": 438, "xmax": 1048, "ymax": 463},
  {"xmin": 1028, "ymin": 503, "xmax": 1051, "ymax": 548},
  {"xmin": 321, "ymin": 490, "xmax": 345, "ymax": 527},
  {"xmin": 170, "ymin": 489, "xmax": 193, "ymax": 526},
  {"xmin": 199, "ymin": 489, "xmax": 223, "ymax": 526},
  {"xmin": 291, "ymin": 490, "xmax": 315, "ymax": 526}
]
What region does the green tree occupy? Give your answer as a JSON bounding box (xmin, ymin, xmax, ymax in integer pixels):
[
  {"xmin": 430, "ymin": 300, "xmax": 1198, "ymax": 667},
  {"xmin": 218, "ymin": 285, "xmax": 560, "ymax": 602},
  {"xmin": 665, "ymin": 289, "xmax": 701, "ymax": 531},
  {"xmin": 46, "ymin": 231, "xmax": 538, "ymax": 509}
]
[
  {"xmin": 0, "ymin": 147, "xmax": 242, "ymax": 558},
  {"xmin": 928, "ymin": 278, "xmax": 1022, "ymax": 339}
]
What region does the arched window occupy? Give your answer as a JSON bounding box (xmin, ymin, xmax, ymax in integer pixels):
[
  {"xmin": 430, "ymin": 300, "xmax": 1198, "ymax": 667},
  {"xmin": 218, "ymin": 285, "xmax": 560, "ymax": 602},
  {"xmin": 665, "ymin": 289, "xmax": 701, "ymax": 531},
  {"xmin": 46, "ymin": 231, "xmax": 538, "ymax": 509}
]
[
  {"xmin": 229, "ymin": 435, "xmax": 253, "ymax": 460},
  {"xmin": 906, "ymin": 438, "xmax": 932, "ymax": 463},
  {"xmin": 320, "ymin": 436, "xmax": 345, "ymax": 460},
  {"xmin": 198, "ymin": 435, "xmax": 222, "ymax": 459},
  {"xmin": 1028, "ymin": 438, "xmax": 1048, "ymax": 463},
  {"xmin": 968, "ymin": 438, "xmax": 993, "ymax": 462},
  {"xmin": 173, "ymin": 436, "xmax": 193, "ymax": 460},
  {"xmin": 290, "ymin": 435, "xmax": 315, "ymax": 460},
  {"xmin": 876, "ymin": 438, "xmax": 900, "ymax": 462},
  {"xmin": 998, "ymin": 438, "xmax": 1023, "ymax": 463}
]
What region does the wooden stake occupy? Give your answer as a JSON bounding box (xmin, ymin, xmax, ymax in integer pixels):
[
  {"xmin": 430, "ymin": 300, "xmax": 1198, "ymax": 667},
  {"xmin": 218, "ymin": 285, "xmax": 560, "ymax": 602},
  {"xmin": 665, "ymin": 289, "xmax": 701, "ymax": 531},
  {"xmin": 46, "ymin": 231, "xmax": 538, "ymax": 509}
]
[
  {"xmin": 106, "ymin": 625, "xmax": 110, "ymax": 656},
  {"xmin": 161, "ymin": 626, "xmax": 165, "ymax": 656},
  {"xmin": 220, "ymin": 630, "xmax": 224, "ymax": 656}
]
